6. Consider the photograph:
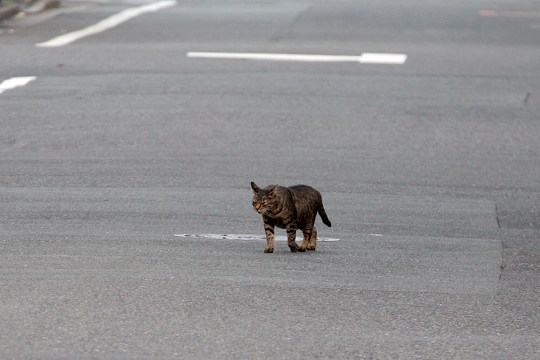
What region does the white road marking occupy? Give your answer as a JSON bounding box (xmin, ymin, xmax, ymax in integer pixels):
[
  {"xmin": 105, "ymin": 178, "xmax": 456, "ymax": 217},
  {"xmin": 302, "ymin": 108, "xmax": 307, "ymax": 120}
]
[
  {"xmin": 187, "ymin": 52, "xmax": 407, "ymax": 64},
  {"xmin": 0, "ymin": 76, "xmax": 36, "ymax": 95},
  {"xmin": 174, "ymin": 234, "xmax": 340, "ymax": 242},
  {"xmin": 358, "ymin": 53, "xmax": 408, "ymax": 64},
  {"xmin": 36, "ymin": 0, "xmax": 176, "ymax": 47}
]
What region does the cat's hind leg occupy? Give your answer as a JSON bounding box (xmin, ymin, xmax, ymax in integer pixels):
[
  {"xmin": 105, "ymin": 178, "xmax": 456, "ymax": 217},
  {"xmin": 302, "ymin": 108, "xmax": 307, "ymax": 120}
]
[
  {"xmin": 299, "ymin": 228, "xmax": 311, "ymax": 252},
  {"xmin": 299, "ymin": 222, "xmax": 315, "ymax": 252},
  {"xmin": 307, "ymin": 226, "xmax": 317, "ymax": 251}
]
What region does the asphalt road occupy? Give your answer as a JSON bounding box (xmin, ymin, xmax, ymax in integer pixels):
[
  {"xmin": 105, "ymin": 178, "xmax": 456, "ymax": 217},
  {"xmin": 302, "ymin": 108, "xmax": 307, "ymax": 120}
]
[{"xmin": 1, "ymin": 0, "xmax": 539, "ymax": 358}]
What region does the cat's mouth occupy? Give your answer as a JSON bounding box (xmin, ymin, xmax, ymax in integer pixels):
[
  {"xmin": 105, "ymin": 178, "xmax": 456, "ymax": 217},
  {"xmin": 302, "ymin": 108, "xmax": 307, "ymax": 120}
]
[{"xmin": 254, "ymin": 207, "xmax": 266, "ymax": 215}]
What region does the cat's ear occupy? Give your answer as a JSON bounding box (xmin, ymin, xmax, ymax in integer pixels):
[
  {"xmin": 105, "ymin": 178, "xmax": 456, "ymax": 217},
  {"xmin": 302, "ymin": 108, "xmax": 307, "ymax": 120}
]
[
  {"xmin": 267, "ymin": 185, "xmax": 278, "ymax": 195},
  {"xmin": 251, "ymin": 182, "xmax": 260, "ymax": 192}
]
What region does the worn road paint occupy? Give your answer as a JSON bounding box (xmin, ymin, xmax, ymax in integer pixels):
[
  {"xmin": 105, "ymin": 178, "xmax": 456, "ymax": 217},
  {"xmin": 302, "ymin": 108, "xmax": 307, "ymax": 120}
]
[
  {"xmin": 0, "ymin": 76, "xmax": 36, "ymax": 94},
  {"xmin": 174, "ymin": 234, "xmax": 340, "ymax": 242},
  {"xmin": 187, "ymin": 52, "xmax": 407, "ymax": 64},
  {"xmin": 36, "ymin": 0, "xmax": 176, "ymax": 47}
]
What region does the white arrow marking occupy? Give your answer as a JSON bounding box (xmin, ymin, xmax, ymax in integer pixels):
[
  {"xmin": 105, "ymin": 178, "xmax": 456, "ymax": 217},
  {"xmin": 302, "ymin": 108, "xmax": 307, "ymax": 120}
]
[{"xmin": 187, "ymin": 52, "xmax": 407, "ymax": 64}]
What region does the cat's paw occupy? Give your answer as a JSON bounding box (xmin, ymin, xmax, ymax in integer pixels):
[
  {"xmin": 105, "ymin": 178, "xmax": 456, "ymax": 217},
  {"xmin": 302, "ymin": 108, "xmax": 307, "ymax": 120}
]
[
  {"xmin": 289, "ymin": 246, "xmax": 299, "ymax": 253},
  {"xmin": 264, "ymin": 247, "xmax": 274, "ymax": 253},
  {"xmin": 298, "ymin": 245, "xmax": 307, "ymax": 252},
  {"xmin": 306, "ymin": 244, "xmax": 316, "ymax": 251}
]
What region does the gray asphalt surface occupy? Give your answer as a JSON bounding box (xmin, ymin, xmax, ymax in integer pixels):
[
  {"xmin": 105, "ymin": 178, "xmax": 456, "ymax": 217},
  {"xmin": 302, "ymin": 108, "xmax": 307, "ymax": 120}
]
[{"xmin": 1, "ymin": 0, "xmax": 539, "ymax": 358}]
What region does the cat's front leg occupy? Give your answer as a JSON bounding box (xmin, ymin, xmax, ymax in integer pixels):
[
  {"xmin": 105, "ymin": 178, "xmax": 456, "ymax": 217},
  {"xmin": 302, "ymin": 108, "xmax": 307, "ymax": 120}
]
[
  {"xmin": 263, "ymin": 218, "xmax": 275, "ymax": 253},
  {"xmin": 285, "ymin": 221, "xmax": 300, "ymax": 253}
]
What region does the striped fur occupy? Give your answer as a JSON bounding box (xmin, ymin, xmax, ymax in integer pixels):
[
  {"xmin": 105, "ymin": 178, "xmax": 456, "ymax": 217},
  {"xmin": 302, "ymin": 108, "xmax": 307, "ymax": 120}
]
[{"xmin": 251, "ymin": 182, "xmax": 331, "ymax": 253}]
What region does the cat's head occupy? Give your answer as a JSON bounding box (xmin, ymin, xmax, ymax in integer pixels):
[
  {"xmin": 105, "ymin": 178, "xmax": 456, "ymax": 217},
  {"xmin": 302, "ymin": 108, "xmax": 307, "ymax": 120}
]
[{"xmin": 251, "ymin": 182, "xmax": 277, "ymax": 214}]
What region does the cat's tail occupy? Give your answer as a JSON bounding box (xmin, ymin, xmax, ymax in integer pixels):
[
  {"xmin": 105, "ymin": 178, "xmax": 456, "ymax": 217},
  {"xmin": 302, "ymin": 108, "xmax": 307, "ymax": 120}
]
[{"xmin": 318, "ymin": 205, "xmax": 332, "ymax": 227}]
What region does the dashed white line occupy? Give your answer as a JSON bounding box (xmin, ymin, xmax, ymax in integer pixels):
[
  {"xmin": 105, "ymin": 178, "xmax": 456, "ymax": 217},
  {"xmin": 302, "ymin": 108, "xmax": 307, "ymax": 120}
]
[
  {"xmin": 187, "ymin": 52, "xmax": 407, "ymax": 64},
  {"xmin": 36, "ymin": 0, "xmax": 176, "ymax": 48},
  {"xmin": 0, "ymin": 76, "xmax": 36, "ymax": 95}
]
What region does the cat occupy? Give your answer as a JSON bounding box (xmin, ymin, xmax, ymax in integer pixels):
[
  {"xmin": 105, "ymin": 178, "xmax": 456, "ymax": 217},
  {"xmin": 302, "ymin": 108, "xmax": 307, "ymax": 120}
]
[{"xmin": 251, "ymin": 182, "xmax": 331, "ymax": 253}]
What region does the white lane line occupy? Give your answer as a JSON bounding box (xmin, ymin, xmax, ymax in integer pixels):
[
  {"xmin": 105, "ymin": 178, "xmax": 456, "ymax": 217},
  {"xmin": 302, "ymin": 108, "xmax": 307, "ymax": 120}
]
[
  {"xmin": 174, "ymin": 234, "xmax": 340, "ymax": 242},
  {"xmin": 36, "ymin": 0, "xmax": 176, "ymax": 48},
  {"xmin": 0, "ymin": 76, "xmax": 36, "ymax": 95},
  {"xmin": 187, "ymin": 52, "xmax": 407, "ymax": 64}
]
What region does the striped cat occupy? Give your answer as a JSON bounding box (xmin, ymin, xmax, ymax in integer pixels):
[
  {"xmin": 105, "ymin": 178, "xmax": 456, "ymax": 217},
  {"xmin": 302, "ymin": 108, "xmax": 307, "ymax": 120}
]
[{"xmin": 251, "ymin": 182, "xmax": 332, "ymax": 253}]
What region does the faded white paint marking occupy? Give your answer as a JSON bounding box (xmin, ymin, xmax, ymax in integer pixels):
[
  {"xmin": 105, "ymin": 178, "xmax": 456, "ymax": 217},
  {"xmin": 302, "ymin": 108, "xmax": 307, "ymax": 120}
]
[
  {"xmin": 0, "ymin": 76, "xmax": 36, "ymax": 94},
  {"xmin": 370, "ymin": 234, "xmax": 384, "ymax": 237},
  {"xmin": 174, "ymin": 234, "xmax": 340, "ymax": 242},
  {"xmin": 36, "ymin": 0, "xmax": 176, "ymax": 47},
  {"xmin": 187, "ymin": 52, "xmax": 407, "ymax": 64}
]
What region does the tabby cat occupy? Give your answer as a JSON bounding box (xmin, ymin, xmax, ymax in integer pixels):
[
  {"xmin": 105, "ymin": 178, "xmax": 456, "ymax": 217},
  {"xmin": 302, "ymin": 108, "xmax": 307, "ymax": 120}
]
[{"xmin": 251, "ymin": 182, "xmax": 332, "ymax": 253}]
